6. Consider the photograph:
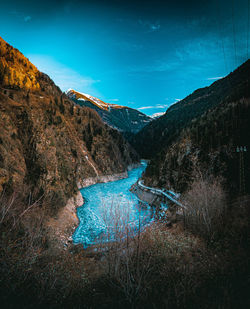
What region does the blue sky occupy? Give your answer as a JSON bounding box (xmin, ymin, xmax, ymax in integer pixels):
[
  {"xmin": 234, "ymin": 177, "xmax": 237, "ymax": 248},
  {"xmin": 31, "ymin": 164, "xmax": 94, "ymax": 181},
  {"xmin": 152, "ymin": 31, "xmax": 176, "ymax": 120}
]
[{"xmin": 0, "ymin": 0, "xmax": 249, "ymax": 115}]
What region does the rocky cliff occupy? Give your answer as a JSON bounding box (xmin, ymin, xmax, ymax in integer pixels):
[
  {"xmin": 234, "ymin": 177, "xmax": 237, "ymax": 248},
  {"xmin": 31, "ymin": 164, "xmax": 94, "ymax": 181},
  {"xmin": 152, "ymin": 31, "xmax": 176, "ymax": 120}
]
[{"xmin": 0, "ymin": 36, "xmax": 139, "ymax": 217}]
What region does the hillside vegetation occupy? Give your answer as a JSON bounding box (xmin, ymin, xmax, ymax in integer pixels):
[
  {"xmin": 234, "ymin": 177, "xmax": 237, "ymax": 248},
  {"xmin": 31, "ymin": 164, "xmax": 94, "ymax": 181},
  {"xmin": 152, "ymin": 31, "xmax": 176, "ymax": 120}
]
[
  {"xmin": 132, "ymin": 60, "xmax": 249, "ymax": 158},
  {"xmin": 0, "ymin": 36, "xmax": 139, "ymax": 216},
  {"xmin": 0, "ymin": 37, "xmax": 249, "ymax": 309},
  {"xmin": 67, "ymin": 89, "xmax": 152, "ymax": 135},
  {"xmin": 133, "ymin": 60, "xmax": 250, "ymax": 194}
]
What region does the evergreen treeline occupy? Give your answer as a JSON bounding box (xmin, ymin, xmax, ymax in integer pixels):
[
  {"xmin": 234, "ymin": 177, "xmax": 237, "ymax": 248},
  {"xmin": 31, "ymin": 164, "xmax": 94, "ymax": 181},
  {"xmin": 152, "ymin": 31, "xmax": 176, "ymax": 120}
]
[
  {"xmin": 133, "ymin": 60, "xmax": 250, "ymax": 195},
  {"xmin": 131, "ymin": 60, "xmax": 250, "ymax": 159},
  {"xmin": 145, "ymin": 96, "xmax": 250, "ymax": 194}
]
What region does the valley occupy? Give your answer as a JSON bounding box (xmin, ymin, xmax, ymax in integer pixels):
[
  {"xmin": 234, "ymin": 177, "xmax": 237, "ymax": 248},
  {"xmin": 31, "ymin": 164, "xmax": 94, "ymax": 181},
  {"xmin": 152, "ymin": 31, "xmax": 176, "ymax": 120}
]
[{"xmin": 0, "ymin": 34, "xmax": 249, "ymax": 309}]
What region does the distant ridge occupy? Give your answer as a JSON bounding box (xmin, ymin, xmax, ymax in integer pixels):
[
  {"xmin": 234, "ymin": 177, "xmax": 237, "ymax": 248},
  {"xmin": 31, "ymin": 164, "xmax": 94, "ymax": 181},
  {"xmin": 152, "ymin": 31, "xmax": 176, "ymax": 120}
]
[
  {"xmin": 66, "ymin": 89, "xmax": 124, "ymax": 111},
  {"xmin": 0, "ymin": 36, "xmax": 139, "ymax": 211},
  {"xmin": 66, "ymin": 89, "xmax": 152, "ymax": 135}
]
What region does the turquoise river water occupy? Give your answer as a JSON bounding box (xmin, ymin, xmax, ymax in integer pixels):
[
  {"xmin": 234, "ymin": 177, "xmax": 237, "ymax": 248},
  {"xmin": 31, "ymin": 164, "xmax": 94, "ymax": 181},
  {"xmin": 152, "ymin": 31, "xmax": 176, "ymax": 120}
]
[{"xmin": 73, "ymin": 161, "xmax": 155, "ymax": 247}]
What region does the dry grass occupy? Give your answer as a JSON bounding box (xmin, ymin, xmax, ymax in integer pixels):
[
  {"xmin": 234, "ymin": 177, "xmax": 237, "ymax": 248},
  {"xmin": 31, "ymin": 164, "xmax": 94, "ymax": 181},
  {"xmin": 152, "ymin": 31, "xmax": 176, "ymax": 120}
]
[
  {"xmin": 182, "ymin": 178, "xmax": 226, "ymax": 241},
  {"xmin": 92, "ymin": 200, "xmax": 209, "ymax": 307},
  {"xmin": 0, "ymin": 187, "xmax": 249, "ymax": 308},
  {"xmin": 0, "ymin": 190, "xmax": 89, "ymax": 307}
]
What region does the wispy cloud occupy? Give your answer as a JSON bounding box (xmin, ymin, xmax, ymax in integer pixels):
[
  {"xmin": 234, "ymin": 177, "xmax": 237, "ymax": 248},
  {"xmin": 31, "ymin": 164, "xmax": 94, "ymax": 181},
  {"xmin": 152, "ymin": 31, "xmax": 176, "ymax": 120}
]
[
  {"xmin": 206, "ymin": 76, "xmax": 224, "ymax": 80},
  {"xmin": 24, "ymin": 16, "xmax": 31, "ymax": 22},
  {"xmin": 151, "ymin": 112, "xmax": 165, "ymax": 118},
  {"xmin": 150, "ymin": 23, "xmax": 161, "ymax": 32},
  {"xmin": 109, "ymin": 98, "xmax": 119, "ymax": 102},
  {"xmin": 128, "ymin": 38, "xmax": 223, "ymax": 74},
  {"xmin": 138, "ymin": 106, "xmax": 156, "ymax": 110},
  {"xmin": 138, "ymin": 19, "xmax": 161, "ymax": 33},
  {"xmin": 138, "ymin": 99, "xmax": 182, "ymax": 111},
  {"xmin": 155, "ymin": 104, "xmax": 170, "ymax": 109},
  {"xmin": 10, "ymin": 11, "xmax": 32, "ymax": 22},
  {"xmin": 27, "ymin": 54, "xmax": 100, "ymax": 94},
  {"xmin": 138, "ymin": 104, "xmax": 169, "ymax": 110}
]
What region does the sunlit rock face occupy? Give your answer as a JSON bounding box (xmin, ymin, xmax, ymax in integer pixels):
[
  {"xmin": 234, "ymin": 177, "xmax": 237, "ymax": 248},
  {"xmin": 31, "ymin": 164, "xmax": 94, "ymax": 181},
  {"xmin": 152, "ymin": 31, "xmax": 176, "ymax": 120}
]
[
  {"xmin": 66, "ymin": 89, "xmax": 152, "ymax": 135},
  {"xmin": 0, "ymin": 36, "xmax": 139, "ymax": 216},
  {"xmin": 0, "ymin": 37, "xmax": 61, "ymax": 94}
]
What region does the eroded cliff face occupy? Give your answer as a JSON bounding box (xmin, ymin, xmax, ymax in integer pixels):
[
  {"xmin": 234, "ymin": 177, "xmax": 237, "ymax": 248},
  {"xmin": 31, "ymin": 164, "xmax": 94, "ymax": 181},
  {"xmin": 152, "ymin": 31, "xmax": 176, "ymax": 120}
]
[{"xmin": 0, "ymin": 36, "xmax": 139, "ymax": 221}]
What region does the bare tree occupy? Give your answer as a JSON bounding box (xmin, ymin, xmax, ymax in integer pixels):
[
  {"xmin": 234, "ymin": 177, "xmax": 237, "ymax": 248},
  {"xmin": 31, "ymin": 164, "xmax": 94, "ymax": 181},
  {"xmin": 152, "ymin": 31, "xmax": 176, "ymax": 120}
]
[
  {"xmin": 182, "ymin": 177, "xmax": 226, "ymax": 241},
  {"xmin": 97, "ymin": 198, "xmax": 153, "ymax": 306}
]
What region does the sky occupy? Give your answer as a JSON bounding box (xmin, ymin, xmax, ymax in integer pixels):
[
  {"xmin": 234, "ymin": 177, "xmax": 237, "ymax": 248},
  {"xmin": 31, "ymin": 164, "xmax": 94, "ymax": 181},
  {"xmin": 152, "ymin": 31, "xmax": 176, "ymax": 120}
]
[{"xmin": 0, "ymin": 0, "xmax": 249, "ymax": 115}]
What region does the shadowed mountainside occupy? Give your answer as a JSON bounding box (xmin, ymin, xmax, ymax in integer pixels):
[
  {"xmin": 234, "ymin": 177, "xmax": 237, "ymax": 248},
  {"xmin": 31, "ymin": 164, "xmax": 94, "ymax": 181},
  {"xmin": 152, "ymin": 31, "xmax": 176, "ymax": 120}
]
[
  {"xmin": 66, "ymin": 89, "xmax": 152, "ymax": 136},
  {"xmin": 132, "ymin": 60, "xmax": 250, "ymax": 193},
  {"xmin": 0, "ymin": 36, "xmax": 139, "ymax": 215},
  {"xmin": 0, "ymin": 37, "xmax": 250, "ymax": 309}
]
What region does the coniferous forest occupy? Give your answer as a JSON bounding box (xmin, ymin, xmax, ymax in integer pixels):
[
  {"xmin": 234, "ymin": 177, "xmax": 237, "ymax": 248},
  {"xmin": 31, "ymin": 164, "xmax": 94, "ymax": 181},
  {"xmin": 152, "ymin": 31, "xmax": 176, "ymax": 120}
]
[{"xmin": 0, "ymin": 0, "xmax": 250, "ymax": 308}]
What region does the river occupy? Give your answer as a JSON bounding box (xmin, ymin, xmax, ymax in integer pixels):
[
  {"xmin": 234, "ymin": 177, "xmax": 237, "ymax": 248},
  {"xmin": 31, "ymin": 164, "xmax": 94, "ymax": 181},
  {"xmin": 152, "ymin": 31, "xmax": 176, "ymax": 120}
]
[{"xmin": 73, "ymin": 161, "xmax": 154, "ymax": 247}]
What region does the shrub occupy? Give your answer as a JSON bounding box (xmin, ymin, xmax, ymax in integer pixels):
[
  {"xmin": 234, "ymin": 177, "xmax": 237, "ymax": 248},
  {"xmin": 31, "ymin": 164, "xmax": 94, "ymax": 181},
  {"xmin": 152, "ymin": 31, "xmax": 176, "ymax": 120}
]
[
  {"xmin": 0, "ymin": 189, "xmax": 88, "ymax": 308},
  {"xmin": 96, "ymin": 200, "xmax": 153, "ymax": 305},
  {"xmin": 96, "ymin": 199, "xmax": 208, "ymax": 307},
  {"xmin": 54, "ymin": 115, "xmax": 62, "ymax": 125},
  {"xmin": 182, "ymin": 177, "xmax": 226, "ymax": 242}
]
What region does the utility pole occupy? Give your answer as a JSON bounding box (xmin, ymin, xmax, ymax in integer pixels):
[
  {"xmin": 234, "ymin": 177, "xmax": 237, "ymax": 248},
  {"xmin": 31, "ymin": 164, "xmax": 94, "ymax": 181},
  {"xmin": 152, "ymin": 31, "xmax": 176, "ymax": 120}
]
[{"xmin": 236, "ymin": 146, "xmax": 247, "ymax": 196}]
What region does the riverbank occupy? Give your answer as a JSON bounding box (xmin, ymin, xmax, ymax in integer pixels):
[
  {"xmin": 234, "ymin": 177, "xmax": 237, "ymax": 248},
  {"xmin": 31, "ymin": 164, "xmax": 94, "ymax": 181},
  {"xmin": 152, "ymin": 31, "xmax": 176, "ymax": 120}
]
[
  {"xmin": 46, "ymin": 163, "xmax": 141, "ymax": 249},
  {"xmin": 130, "ymin": 182, "xmax": 162, "ymax": 207},
  {"xmin": 72, "ymin": 161, "xmax": 152, "ymax": 247},
  {"xmin": 131, "ymin": 180, "xmax": 185, "ymax": 226}
]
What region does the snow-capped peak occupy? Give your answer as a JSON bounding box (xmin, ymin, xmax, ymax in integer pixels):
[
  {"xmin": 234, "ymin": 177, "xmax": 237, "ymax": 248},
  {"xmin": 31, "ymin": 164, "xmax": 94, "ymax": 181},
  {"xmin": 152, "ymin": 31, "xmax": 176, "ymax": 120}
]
[
  {"xmin": 66, "ymin": 89, "xmax": 124, "ymax": 111},
  {"xmin": 151, "ymin": 112, "xmax": 165, "ymax": 118}
]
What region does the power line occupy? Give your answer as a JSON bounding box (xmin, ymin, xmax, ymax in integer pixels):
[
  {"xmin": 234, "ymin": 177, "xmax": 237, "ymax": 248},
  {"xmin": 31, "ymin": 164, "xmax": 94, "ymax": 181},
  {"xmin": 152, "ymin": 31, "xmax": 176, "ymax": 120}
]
[
  {"xmin": 247, "ymin": 0, "xmax": 250, "ymax": 59},
  {"xmin": 236, "ymin": 146, "xmax": 247, "ymax": 196},
  {"xmin": 231, "ymin": 0, "xmax": 237, "ymax": 67},
  {"xmin": 215, "ymin": 1, "xmax": 228, "ymax": 74}
]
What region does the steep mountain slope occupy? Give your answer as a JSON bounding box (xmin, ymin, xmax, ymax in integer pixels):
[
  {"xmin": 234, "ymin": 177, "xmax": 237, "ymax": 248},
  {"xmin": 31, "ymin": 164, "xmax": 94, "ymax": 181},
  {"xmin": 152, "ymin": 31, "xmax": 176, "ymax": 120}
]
[
  {"xmin": 137, "ymin": 60, "xmax": 250, "ymax": 194},
  {"xmin": 132, "ymin": 60, "xmax": 250, "ymax": 159},
  {"xmin": 66, "ymin": 89, "xmax": 151, "ymax": 135},
  {"xmin": 66, "ymin": 89, "xmax": 124, "ymax": 110},
  {"xmin": 0, "ymin": 36, "xmax": 139, "ymax": 215}
]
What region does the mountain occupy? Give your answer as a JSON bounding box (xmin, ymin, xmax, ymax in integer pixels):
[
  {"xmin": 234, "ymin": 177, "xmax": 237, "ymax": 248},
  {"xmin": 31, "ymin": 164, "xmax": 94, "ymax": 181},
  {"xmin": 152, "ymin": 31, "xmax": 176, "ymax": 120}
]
[
  {"xmin": 0, "ymin": 36, "xmax": 139, "ymax": 215},
  {"xmin": 151, "ymin": 112, "xmax": 165, "ymax": 118},
  {"xmin": 131, "ymin": 60, "xmax": 250, "ymax": 159},
  {"xmin": 66, "ymin": 89, "xmax": 124, "ymax": 110},
  {"xmin": 66, "ymin": 89, "xmax": 152, "ymax": 135},
  {"xmin": 132, "ymin": 60, "xmax": 250, "ymax": 194}
]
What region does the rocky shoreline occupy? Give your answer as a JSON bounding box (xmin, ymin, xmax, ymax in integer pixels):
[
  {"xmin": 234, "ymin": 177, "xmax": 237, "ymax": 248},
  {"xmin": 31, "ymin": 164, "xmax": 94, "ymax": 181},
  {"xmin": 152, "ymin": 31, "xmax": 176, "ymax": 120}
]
[
  {"xmin": 47, "ymin": 163, "xmax": 141, "ymax": 249},
  {"xmin": 130, "ymin": 181, "xmax": 179, "ymax": 225},
  {"xmin": 78, "ymin": 162, "xmax": 140, "ymax": 189},
  {"xmin": 130, "ymin": 182, "xmax": 162, "ymax": 207}
]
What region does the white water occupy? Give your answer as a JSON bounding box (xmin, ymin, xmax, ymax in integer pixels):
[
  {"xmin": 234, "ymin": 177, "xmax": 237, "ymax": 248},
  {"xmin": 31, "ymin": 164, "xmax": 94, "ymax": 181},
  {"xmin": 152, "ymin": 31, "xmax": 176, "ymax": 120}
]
[{"xmin": 73, "ymin": 161, "xmax": 154, "ymax": 247}]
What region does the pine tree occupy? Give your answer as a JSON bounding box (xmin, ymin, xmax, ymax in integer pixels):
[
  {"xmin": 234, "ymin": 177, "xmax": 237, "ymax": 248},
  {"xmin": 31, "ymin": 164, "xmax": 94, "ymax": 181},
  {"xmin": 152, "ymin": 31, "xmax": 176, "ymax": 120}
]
[{"xmin": 0, "ymin": 61, "xmax": 4, "ymax": 82}]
